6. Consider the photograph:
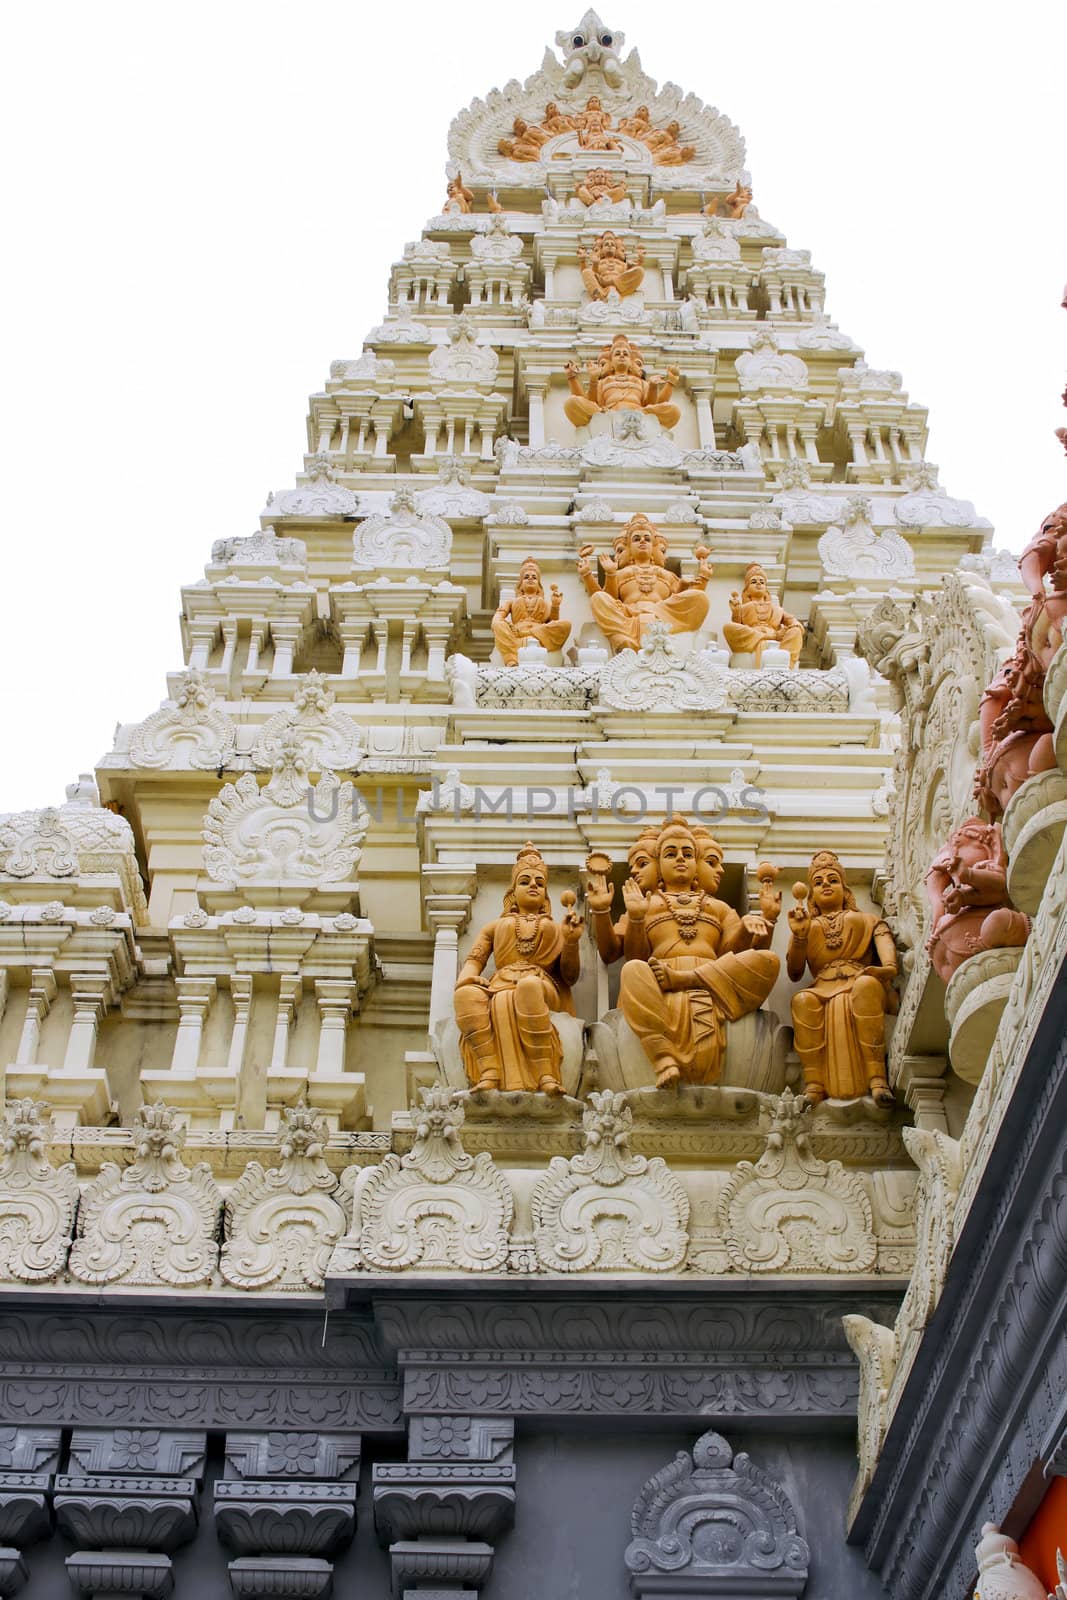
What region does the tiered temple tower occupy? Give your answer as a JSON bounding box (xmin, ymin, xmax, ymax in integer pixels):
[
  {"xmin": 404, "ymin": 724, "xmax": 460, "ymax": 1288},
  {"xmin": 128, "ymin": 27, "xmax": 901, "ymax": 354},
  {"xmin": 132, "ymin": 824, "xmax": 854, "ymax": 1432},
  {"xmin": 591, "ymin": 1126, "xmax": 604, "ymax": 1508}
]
[{"xmin": 2, "ymin": 14, "xmax": 1065, "ymax": 1600}]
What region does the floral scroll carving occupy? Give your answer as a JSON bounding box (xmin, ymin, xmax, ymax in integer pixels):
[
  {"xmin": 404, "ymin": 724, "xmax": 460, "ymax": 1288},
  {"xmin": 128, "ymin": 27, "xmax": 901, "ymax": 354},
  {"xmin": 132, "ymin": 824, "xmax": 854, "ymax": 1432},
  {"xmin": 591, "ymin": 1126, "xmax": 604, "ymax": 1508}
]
[{"xmin": 0, "ymin": 1100, "xmax": 78, "ymax": 1284}]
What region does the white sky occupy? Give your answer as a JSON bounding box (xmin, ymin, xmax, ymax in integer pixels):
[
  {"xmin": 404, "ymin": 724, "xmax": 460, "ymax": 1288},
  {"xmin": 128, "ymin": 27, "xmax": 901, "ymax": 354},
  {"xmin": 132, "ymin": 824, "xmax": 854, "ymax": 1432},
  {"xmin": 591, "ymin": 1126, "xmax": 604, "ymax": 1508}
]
[{"xmin": 1, "ymin": 0, "xmax": 1064, "ymax": 812}]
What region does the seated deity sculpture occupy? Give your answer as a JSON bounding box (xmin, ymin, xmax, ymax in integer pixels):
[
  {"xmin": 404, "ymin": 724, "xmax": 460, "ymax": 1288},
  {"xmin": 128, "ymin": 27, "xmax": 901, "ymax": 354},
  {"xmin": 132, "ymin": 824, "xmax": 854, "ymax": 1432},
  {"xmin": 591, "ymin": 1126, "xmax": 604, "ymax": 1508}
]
[
  {"xmin": 1019, "ymin": 502, "xmax": 1067, "ymax": 670},
  {"xmin": 541, "ymin": 102, "xmax": 577, "ymax": 136},
  {"xmin": 925, "ymin": 819, "xmax": 1030, "ymax": 983},
  {"xmin": 575, "ymin": 95, "xmax": 622, "ymax": 151},
  {"xmin": 444, "ymin": 172, "xmax": 473, "ymax": 214},
  {"xmin": 563, "ymin": 334, "xmax": 681, "ymax": 430},
  {"xmin": 787, "ymin": 850, "xmax": 898, "ymax": 1107},
  {"xmin": 454, "ymin": 843, "xmax": 583, "ymax": 1096},
  {"xmin": 578, "ymin": 231, "xmax": 645, "ymax": 301},
  {"xmin": 706, "ymin": 181, "xmax": 753, "ymax": 219},
  {"xmin": 575, "ymin": 167, "xmax": 628, "ymax": 207},
  {"xmin": 492, "ymin": 557, "xmax": 572, "ymax": 666},
  {"xmin": 616, "ymin": 816, "xmax": 780, "ymax": 1089},
  {"xmin": 577, "ymin": 513, "xmax": 711, "ymax": 653},
  {"xmin": 723, "ymin": 563, "xmax": 805, "ymax": 668},
  {"xmin": 972, "ymin": 638, "xmax": 1056, "ymax": 819},
  {"xmin": 498, "ymin": 117, "xmax": 550, "ymax": 161},
  {"xmin": 646, "ymin": 120, "xmax": 696, "ymax": 166},
  {"xmin": 617, "ymin": 104, "xmax": 653, "ymax": 139}
]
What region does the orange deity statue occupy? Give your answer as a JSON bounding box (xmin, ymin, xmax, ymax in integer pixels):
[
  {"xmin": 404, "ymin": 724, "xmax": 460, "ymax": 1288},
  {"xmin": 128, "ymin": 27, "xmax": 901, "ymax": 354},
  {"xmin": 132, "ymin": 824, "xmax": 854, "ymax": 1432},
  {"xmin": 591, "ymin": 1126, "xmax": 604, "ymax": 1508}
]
[
  {"xmin": 616, "ymin": 816, "xmax": 781, "ymax": 1089},
  {"xmin": 585, "ymin": 830, "xmax": 664, "ymax": 966},
  {"xmin": 787, "ymin": 851, "xmax": 898, "ymax": 1106},
  {"xmin": 492, "ymin": 557, "xmax": 572, "ymax": 666},
  {"xmin": 444, "ymin": 172, "xmax": 474, "ymax": 215},
  {"xmin": 577, "ymin": 513, "xmax": 711, "ymax": 653},
  {"xmin": 575, "ymin": 167, "xmax": 628, "ymax": 207},
  {"xmin": 1019, "ymin": 502, "xmax": 1067, "ymax": 670},
  {"xmin": 454, "ymin": 843, "xmax": 583, "ymax": 1096},
  {"xmin": 541, "ymin": 102, "xmax": 577, "ymax": 136},
  {"xmin": 973, "ymin": 639, "xmax": 1056, "ymax": 818},
  {"xmin": 925, "ymin": 819, "xmax": 1030, "ymax": 983},
  {"xmin": 498, "ymin": 117, "xmax": 551, "ymax": 162},
  {"xmin": 578, "ymin": 231, "xmax": 645, "ymax": 300},
  {"xmin": 646, "ymin": 120, "xmax": 696, "ymax": 166},
  {"xmin": 563, "ymin": 334, "xmax": 682, "ymax": 430},
  {"xmin": 617, "ymin": 104, "xmax": 654, "ymax": 139},
  {"xmin": 575, "ymin": 95, "xmax": 622, "ymax": 151},
  {"xmin": 706, "ymin": 181, "xmax": 753, "ymax": 219},
  {"xmin": 723, "ymin": 563, "xmax": 805, "ymax": 668}
]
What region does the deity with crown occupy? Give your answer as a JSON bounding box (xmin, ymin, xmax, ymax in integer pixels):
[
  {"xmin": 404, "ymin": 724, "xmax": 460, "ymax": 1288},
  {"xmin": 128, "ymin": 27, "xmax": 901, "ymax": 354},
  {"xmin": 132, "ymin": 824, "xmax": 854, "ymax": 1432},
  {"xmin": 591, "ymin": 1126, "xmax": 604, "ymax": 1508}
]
[
  {"xmin": 577, "ymin": 512, "xmax": 711, "ymax": 653},
  {"xmin": 563, "ymin": 334, "xmax": 682, "ymax": 429},
  {"xmin": 492, "ymin": 558, "xmax": 572, "ymax": 666}
]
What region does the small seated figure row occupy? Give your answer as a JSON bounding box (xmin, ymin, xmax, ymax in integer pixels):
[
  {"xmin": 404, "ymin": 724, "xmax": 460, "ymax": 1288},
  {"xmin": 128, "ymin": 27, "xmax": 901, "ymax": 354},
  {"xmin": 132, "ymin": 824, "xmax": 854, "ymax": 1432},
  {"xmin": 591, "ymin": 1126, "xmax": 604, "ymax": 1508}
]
[
  {"xmin": 492, "ymin": 529, "xmax": 803, "ymax": 667},
  {"xmin": 498, "ymin": 98, "xmax": 695, "ymax": 166},
  {"xmin": 454, "ymin": 823, "xmax": 898, "ymax": 1105}
]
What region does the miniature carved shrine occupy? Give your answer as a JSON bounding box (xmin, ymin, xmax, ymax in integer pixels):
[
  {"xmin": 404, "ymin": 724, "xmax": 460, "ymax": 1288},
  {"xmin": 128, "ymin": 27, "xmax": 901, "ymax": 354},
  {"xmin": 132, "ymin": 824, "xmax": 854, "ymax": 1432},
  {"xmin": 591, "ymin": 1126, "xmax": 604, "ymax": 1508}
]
[{"xmin": 1, "ymin": 11, "xmax": 1063, "ymax": 1600}]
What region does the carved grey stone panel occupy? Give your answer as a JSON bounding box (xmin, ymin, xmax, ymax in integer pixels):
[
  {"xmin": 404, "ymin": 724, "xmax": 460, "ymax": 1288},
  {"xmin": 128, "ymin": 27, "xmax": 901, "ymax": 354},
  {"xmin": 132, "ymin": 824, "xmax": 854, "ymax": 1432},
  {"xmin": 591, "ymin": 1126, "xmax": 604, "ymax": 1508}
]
[
  {"xmin": 0, "ymin": 1475, "xmax": 50, "ymax": 1547},
  {"xmin": 54, "ymin": 1491, "xmax": 197, "ymax": 1553},
  {"xmin": 625, "ymin": 1430, "xmax": 810, "ymax": 1598},
  {"xmin": 390, "ymin": 1537, "xmax": 494, "ymax": 1594},
  {"xmin": 407, "ymin": 1417, "xmax": 514, "ymax": 1463},
  {"xmin": 222, "ymin": 1432, "xmax": 360, "ymax": 1482},
  {"xmin": 214, "ymin": 1480, "xmax": 357, "ymax": 1557},
  {"xmin": 373, "ymin": 1463, "xmax": 516, "ymax": 1544},
  {"xmin": 0, "ymin": 1549, "xmax": 27, "ymax": 1598},
  {"xmin": 66, "ymin": 1549, "xmax": 174, "ymax": 1598},
  {"xmin": 227, "ymin": 1557, "xmax": 334, "ymax": 1598},
  {"xmin": 68, "ymin": 1429, "xmax": 207, "ymax": 1478},
  {"xmin": 0, "ymin": 1428, "xmax": 61, "ymax": 1474}
]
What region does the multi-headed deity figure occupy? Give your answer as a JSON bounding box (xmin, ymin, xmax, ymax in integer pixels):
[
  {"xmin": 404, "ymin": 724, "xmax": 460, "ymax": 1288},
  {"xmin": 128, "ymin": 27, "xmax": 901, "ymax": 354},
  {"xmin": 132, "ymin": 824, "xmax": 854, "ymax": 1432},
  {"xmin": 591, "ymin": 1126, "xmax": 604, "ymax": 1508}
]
[
  {"xmin": 578, "ymin": 231, "xmax": 645, "ymax": 301},
  {"xmin": 454, "ymin": 843, "xmax": 583, "ymax": 1095},
  {"xmin": 787, "ymin": 850, "xmax": 898, "ymax": 1106},
  {"xmin": 577, "ymin": 512, "xmax": 711, "ymax": 653},
  {"xmin": 575, "ymin": 167, "xmax": 628, "ymax": 207},
  {"xmin": 925, "ymin": 819, "xmax": 1030, "ymax": 983},
  {"xmin": 492, "ymin": 557, "xmax": 572, "ymax": 666},
  {"xmin": 723, "ymin": 563, "xmax": 805, "ymax": 668},
  {"xmin": 563, "ymin": 334, "xmax": 682, "ymax": 429},
  {"xmin": 575, "ymin": 95, "xmax": 622, "ymax": 151},
  {"xmin": 615, "ymin": 816, "xmax": 781, "ymax": 1088}
]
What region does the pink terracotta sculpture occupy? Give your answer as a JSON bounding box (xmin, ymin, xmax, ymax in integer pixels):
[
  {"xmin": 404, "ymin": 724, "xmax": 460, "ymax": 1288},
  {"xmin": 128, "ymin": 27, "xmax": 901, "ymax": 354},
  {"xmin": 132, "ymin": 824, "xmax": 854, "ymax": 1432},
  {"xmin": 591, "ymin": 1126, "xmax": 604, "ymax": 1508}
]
[
  {"xmin": 973, "ymin": 639, "xmax": 1056, "ymax": 819},
  {"xmin": 1019, "ymin": 502, "xmax": 1067, "ymax": 671},
  {"xmin": 924, "ymin": 818, "xmax": 1029, "ymax": 983}
]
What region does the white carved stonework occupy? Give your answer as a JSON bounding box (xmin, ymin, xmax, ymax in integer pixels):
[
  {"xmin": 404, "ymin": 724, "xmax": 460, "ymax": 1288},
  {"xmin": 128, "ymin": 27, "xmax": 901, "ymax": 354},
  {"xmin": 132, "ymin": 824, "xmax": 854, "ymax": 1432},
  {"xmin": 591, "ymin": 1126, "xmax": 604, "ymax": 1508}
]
[
  {"xmin": 959, "ymin": 548, "xmax": 1025, "ymax": 587},
  {"xmin": 843, "ymin": 1313, "xmax": 898, "ymax": 1511},
  {"xmin": 352, "ymin": 487, "xmax": 453, "ymax": 571},
  {"xmin": 719, "ymin": 1092, "xmax": 876, "ymax": 1272},
  {"xmin": 252, "ymin": 671, "xmax": 366, "ymax": 774},
  {"xmin": 220, "ymin": 1105, "xmax": 350, "ymax": 1292},
  {"xmin": 0, "ymin": 1100, "xmax": 78, "ymax": 1284},
  {"xmin": 599, "ymin": 625, "xmax": 727, "ymax": 712},
  {"xmin": 818, "ymin": 501, "xmax": 916, "ymax": 581},
  {"xmin": 469, "ymin": 215, "xmax": 524, "ymax": 263},
  {"xmin": 68, "ymin": 1102, "xmax": 221, "ymax": 1289},
  {"xmin": 264, "ymin": 453, "xmax": 361, "ymax": 518},
  {"xmin": 450, "ymin": 654, "xmax": 601, "ymax": 711},
  {"xmin": 581, "ymin": 412, "xmax": 684, "ymax": 468},
  {"xmin": 972, "ymin": 1526, "xmax": 1051, "ymax": 1600},
  {"xmin": 797, "ymin": 312, "xmax": 859, "ymax": 351},
  {"xmin": 203, "ymin": 742, "xmax": 368, "ymax": 892},
  {"xmin": 692, "ymin": 218, "xmax": 742, "ymax": 263},
  {"xmin": 735, "ymin": 328, "xmax": 809, "ymax": 395},
  {"xmin": 893, "ymin": 462, "xmax": 988, "ymax": 528},
  {"xmin": 335, "ymin": 1086, "xmax": 513, "ymax": 1273},
  {"xmin": 893, "ymin": 1125, "xmax": 962, "ymax": 1360},
  {"xmin": 574, "ymin": 496, "xmax": 616, "ymax": 524},
  {"xmin": 211, "ymin": 525, "xmax": 309, "ymax": 569},
  {"xmin": 0, "ymin": 778, "xmax": 147, "ymax": 922},
  {"xmin": 366, "ymin": 316, "xmax": 432, "ymax": 344},
  {"xmin": 531, "ymin": 1091, "xmax": 689, "ymax": 1272},
  {"xmin": 330, "ymin": 352, "xmax": 398, "ymax": 384},
  {"xmin": 771, "ymin": 459, "xmax": 838, "ymax": 525},
  {"xmin": 579, "ymin": 287, "xmax": 649, "ymax": 326},
  {"xmin": 487, "ymin": 497, "xmax": 530, "ymax": 526},
  {"xmin": 427, "ymin": 314, "xmax": 500, "ymax": 391},
  {"xmin": 128, "ymin": 669, "xmax": 238, "ymax": 771},
  {"xmin": 415, "ymin": 457, "xmax": 493, "ymax": 519}
]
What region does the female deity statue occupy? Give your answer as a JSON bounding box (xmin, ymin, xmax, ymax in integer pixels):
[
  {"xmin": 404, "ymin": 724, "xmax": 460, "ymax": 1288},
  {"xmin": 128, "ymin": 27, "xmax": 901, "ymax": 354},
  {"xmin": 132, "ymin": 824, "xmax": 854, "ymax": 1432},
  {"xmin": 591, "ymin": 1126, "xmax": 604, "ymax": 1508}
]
[
  {"xmin": 617, "ymin": 817, "xmax": 780, "ymax": 1089},
  {"xmin": 786, "ymin": 850, "xmax": 898, "ymax": 1106},
  {"xmin": 722, "ymin": 563, "xmax": 805, "ymax": 668},
  {"xmin": 575, "ymin": 95, "xmax": 622, "ymax": 151},
  {"xmin": 925, "ymin": 819, "xmax": 1030, "ymax": 982},
  {"xmin": 578, "ymin": 231, "xmax": 645, "ymax": 301},
  {"xmin": 443, "ymin": 172, "xmax": 474, "ymax": 215},
  {"xmin": 577, "ymin": 512, "xmax": 711, "ymax": 653},
  {"xmin": 454, "ymin": 844, "xmax": 583, "ymax": 1095},
  {"xmin": 492, "ymin": 558, "xmax": 572, "ymax": 666},
  {"xmin": 563, "ymin": 334, "xmax": 682, "ymax": 430}
]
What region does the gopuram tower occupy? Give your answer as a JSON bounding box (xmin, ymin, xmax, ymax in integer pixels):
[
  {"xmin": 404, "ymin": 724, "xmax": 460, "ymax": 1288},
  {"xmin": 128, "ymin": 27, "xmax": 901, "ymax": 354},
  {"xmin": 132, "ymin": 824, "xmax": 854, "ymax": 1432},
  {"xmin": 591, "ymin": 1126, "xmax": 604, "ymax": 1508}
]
[{"xmin": 2, "ymin": 14, "xmax": 1066, "ymax": 1600}]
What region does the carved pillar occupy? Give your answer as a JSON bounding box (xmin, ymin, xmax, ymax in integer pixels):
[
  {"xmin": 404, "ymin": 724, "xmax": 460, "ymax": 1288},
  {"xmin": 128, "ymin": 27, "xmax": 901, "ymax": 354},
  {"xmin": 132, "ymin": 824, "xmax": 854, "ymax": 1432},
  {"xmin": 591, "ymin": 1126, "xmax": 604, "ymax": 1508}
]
[
  {"xmin": 269, "ymin": 620, "xmax": 301, "ymax": 679},
  {"xmin": 219, "ymin": 619, "xmax": 238, "ymax": 679},
  {"xmin": 374, "ymin": 1417, "xmax": 515, "ymax": 1599},
  {"xmin": 15, "ymin": 969, "xmax": 57, "ymax": 1065},
  {"xmin": 58, "ymin": 1427, "xmax": 206, "ymax": 1600},
  {"xmin": 226, "ymin": 974, "xmax": 254, "ymax": 1079},
  {"xmin": 63, "ymin": 974, "xmax": 112, "ymax": 1072},
  {"xmin": 271, "ymin": 976, "xmax": 302, "ymax": 1071},
  {"xmin": 897, "ymin": 1054, "xmax": 949, "ymax": 1132},
  {"xmin": 245, "ymin": 620, "xmax": 268, "ymax": 676},
  {"xmin": 400, "ymin": 620, "xmax": 417, "ymax": 677},
  {"xmin": 315, "ymin": 979, "xmax": 356, "ymax": 1075},
  {"xmin": 0, "ymin": 1426, "xmax": 61, "ymax": 1598},
  {"xmin": 186, "ymin": 623, "xmax": 217, "ymax": 671},
  {"xmin": 847, "ymin": 423, "xmax": 870, "ymax": 467},
  {"xmin": 527, "ymin": 382, "xmax": 547, "ymax": 448},
  {"xmin": 339, "ymin": 619, "xmax": 368, "ymax": 678},
  {"xmin": 214, "ymin": 1430, "xmax": 361, "ymax": 1598},
  {"xmin": 170, "ymin": 977, "xmax": 217, "ymax": 1075},
  {"xmin": 371, "ymin": 620, "xmax": 389, "ymax": 677},
  {"xmin": 691, "ymin": 387, "xmax": 716, "ymax": 448},
  {"xmin": 423, "ymin": 621, "xmax": 453, "ymax": 683},
  {"xmin": 421, "ymin": 864, "xmax": 477, "ymax": 1034}
]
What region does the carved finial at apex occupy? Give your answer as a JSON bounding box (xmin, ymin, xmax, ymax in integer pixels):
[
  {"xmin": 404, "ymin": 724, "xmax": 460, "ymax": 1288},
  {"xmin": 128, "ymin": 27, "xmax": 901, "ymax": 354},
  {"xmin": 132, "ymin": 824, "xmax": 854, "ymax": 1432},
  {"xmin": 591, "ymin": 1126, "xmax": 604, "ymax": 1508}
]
[
  {"xmin": 614, "ymin": 815, "xmax": 780, "ymax": 1089},
  {"xmin": 787, "ymin": 850, "xmax": 898, "ymax": 1106},
  {"xmin": 454, "ymin": 844, "xmax": 583, "ymax": 1095},
  {"xmin": 723, "ymin": 562, "xmax": 804, "ymax": 669},
  {"xmin": 576, "ymin": 512, "xmax": 711, "ymax": 653},
  {"xmin": 555, "ymin": 11, "xmax": 626, "ymax": 88},
  {"xmin": 492, "ymin": 557, "xmax": 572, "ymax": 666}
]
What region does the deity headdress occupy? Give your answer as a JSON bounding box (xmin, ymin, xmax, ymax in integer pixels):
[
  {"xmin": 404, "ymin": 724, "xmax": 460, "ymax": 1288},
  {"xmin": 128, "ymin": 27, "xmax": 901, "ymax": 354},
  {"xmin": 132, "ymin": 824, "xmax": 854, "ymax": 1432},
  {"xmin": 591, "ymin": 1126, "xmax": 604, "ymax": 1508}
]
[
  {"xmin": 601, "ymin": 333, "xmax": 644, "ymax": 374},
  {"xmin": 808, "ymin": 849, "xmax": 858, "ymax": 910},
  {"xmin": 518, "ymin": 557, "xmax": 545, "ymax": 589},
  {"xmin": 618, "ymin": 513, "xmax": 665, "ymax": 566},
  {"xmin": 503, "ymin": 841, "xmax": 552, "ymax": 915},
  {"xmin": 655, "ymin": 813, "xmax": 699, "ymax": 866},
  {"xmin": 627, "ymin": 827, "xmax": 660, "ymax": 866},
  {"xmin": 743, "ymin": 562, "xmax": 769, "ymax": 588}
]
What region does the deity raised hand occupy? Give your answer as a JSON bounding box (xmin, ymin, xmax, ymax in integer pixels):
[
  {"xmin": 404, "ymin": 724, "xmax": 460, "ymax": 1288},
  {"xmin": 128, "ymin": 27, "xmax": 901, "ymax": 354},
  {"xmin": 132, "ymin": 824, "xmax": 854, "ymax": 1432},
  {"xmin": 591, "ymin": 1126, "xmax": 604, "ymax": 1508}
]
[
  {"xmin": 454, "ymin": 843, "xmax": 580, "ymax": 1096},
  {"xmin": 587, "ymin": 835, "xmax": 658, "ymax": 967},
  {"xmin": 577, "ymin": 513, "xmax": 709, "ymax": 654},
  {"xmin": 722, "ymin": 563, "xmax": 804, "ymax": 668},
  {"xmin": 492, "ymin": 556, "xmax": 572, "ymax": 666},
  {"xmin": 617, "ymin": 817, "xmax": 780, "ymax": 1089},
  {"xmin": 579, "ymin": 231, "xmax": 645, "ymax": 301},
  {"xmin": 563, "ymin": 334, "xmax": 681, "ymax": 431},
  {"xmin": 786, "ymin": 852, "xmax": 897, "ymax": 1107},
  {"xmin": 575, "ymin": 168, "xmax": 628, "ymax": 207}
]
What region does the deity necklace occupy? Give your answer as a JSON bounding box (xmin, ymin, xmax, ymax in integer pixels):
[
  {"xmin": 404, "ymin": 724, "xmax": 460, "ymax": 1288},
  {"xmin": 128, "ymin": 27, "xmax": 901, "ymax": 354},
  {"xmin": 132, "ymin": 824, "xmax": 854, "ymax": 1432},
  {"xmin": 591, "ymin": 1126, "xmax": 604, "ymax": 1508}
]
[
  {"xmin": 667, "ymin": 891, "xmax": 700, "ymax": 942},
  {"xmin": 821, "ymin": 909, "xmax": 846, "ymax": 949},
  {"xmin": 513, "ymin": 913, "xmax": 541, "ymax": 955}
]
